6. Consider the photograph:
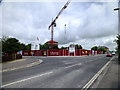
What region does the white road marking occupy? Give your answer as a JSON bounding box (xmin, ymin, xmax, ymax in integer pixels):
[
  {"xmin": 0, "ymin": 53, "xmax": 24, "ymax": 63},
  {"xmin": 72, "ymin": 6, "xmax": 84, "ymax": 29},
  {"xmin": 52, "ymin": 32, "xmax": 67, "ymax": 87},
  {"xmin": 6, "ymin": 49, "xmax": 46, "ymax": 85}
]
[
  {"xmin": 1, "ymin": 71, "xmax": 53, "ymax": 88},
  {"xmin": 64, "ymin": 60, "xmax": 81, "ymax": 65},
  {"xmin": 76, "ymin": 70, "xmax": 81, "ymax": 72},
  {"xmin": 39, "ymin": 59, "xmax": 42, "ymax": 63},
  {"xmin": 62, "ymin": 61, "xmax": 68, "ymax": 63},
  {"xmin": 85, "ymin": 60, "xmax": 94, "ymax": 63},
  {"xmin": 64, "ymin": 62, "xmax": 73, "ymax": 64},
  {"xmin": 81, "ymin": 56, "xmax": 115, "ymax": 89},
  {"xmin": 65, "ymin": 63, "xmax": 82, "ymax": 69},
  {"xmin": 40, "ymin": 57, "xmax": 47, "ymax": 58}
]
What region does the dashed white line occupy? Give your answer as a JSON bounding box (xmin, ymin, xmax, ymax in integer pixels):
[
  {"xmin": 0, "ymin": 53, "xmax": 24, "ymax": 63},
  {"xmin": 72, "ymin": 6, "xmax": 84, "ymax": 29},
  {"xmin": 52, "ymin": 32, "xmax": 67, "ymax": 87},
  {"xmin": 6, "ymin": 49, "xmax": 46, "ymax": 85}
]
[
  {"xmin": 85, "ymin": 60, "xmax": 93, "ymax": 63},
  {"xmin": 1, "ymin": 71, "xmax": 53, "ymax": 88},
  {"xmin": 64, "ymin": 62, "xmax": 73, "ymax": 64},
  {"xmin": 64, "ymin": 61, "xmax": 81, "ymax": 65},
  {"xmin": 40, "ymin": 57, "xmax": 47, "ymax": 58},
  {"xmin": 76, "ymin": 70, "xmax": 81, "ymax": 72},
  {"xmin": 65, "ymin": 63, "xmax": 82, "ymax": 69}
]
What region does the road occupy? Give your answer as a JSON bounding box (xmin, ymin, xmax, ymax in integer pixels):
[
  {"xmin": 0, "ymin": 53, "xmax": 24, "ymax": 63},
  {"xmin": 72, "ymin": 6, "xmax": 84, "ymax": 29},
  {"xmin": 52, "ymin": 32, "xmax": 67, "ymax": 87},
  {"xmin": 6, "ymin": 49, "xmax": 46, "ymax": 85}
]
[{"xmin": 2, "ymin": 55, "xmax": 112, "ymax": 88}]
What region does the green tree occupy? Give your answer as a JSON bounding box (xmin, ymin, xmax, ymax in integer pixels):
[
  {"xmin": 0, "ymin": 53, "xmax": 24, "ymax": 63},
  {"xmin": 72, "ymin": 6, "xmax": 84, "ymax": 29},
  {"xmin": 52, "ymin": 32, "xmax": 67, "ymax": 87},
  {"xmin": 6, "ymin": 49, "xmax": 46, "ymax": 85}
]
[
  {"xmin": 2, "ymin": 37, "xmax": 21, "ymax": 54},
  {"xmin": 40, "ymin": 43, "xmax": 59, "ymax": 50},
  {"xmin": 53, "ymin": 44, "xmax": 59, "ymax": 49},
  {"xmin": 20, "ymin": 43, "xmax": 26, "ymax": 50},
  {"xmin": 43, "ymin": 43, "xmax": 49, "ymax": 49},
  {"xmin": 91, "ymin": 46, "xmax": 98, "ymax": 51},
  {"xmin": 91, "ymin": 46, "xmax": 108, "ymax": 54},
  {"xmin": 40, "ymin": 43, "xmax": 49, "ymax": 50},
  {"xmin": 60, "ymin": 46, "xmax": 67, "ymax": 49},
  {"xmin": 26, "ymin": 44, "xmax": 31, "ymax": 50},
  {"xmin": 75, "ymin": 44, "xmax": 82, "ymax": 49},
  {"xmin": 97, "ymin": 47, "xmax": 107, "ymax": 54},
  {"xmin": 114, "ymin": 34, "xmax": 120, "ymax": 60}
]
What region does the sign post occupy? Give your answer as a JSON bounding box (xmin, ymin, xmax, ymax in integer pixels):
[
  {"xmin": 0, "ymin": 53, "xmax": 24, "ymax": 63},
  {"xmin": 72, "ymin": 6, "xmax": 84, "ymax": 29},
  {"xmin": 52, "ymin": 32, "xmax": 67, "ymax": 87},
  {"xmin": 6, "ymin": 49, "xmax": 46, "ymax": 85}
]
[{"xmin": 69, "ymin": 44, "xmax": 75, "ymax": 56}]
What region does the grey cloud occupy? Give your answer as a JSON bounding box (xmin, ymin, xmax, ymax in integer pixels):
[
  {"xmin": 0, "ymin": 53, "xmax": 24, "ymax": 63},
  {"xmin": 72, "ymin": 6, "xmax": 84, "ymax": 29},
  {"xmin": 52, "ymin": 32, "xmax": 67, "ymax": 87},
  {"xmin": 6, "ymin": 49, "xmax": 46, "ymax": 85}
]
[
  {"xmin": 1, "ymin": 1, "xmax": 118, "ymax": 50},
  {"xmin": 55, "ymin": 2, "xmax": 117, "ymax": 45}
]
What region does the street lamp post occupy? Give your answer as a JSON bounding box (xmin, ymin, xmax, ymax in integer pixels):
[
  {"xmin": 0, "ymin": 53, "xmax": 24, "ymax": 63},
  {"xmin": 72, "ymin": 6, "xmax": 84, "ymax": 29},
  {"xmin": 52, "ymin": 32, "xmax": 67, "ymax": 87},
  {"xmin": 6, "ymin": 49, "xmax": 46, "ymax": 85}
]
[
  {"xmin": 114, "ymin": 0, "xmax": 120, "ymax": 34},
  {"xmin": 114, "ymin": 0, "xmax": 120, "ymax": 61}
]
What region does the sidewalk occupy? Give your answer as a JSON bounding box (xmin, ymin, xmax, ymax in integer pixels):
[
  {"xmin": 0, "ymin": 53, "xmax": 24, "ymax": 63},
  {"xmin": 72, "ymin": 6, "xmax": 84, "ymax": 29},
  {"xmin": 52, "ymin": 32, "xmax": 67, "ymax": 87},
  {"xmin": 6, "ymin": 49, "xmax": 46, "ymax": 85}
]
[
  {"xmin": 2, "ymin": 58, "xmax": 36, "ymax": 69},
  {"xmin": 97, "ymin": 56, "xmax": 119, "ymax": 88},
  {"xmin": 1, "ymin": 57, "xmax": 42, "ymax": 72}
]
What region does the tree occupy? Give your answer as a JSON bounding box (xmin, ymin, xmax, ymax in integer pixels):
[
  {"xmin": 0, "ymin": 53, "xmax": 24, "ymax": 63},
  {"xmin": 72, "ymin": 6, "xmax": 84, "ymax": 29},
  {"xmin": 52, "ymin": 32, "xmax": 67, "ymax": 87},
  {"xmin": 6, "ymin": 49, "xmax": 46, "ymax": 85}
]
[
  {"xmin": 114, "ymin": 34, "xmax": 120, "ymax": 60},
  {"xmin": 2, "ymin": 37, "xmax": 22, "ymax": 54},
  {"xmin": 91, "ymin": 46, "xmax": 108, "ymax": 54},
  {"xmin": 97, "ymin": 47, "xmax": 107, "ymax": 54},
  {"xmin": 26, "ymin": 44, "xmax": 31, "ymax": 50},
  {"xmin": 91, "ymin": 46, "xmax": 98, "ymax": 51},
  {"xmin": 60, "ymin": 46, "xmax": 67, "ymax": 49},
  {"xmin": 53, "ymin": 44, "xmax": 59, "ymax": 49},
  {"xmin": 40, "ymin": 43, "xmax": 59, "ymax": 50},
  {"xmin": 1, "ymin": 36, "xmax": 24, "ymax": 62},
  {"xmin": 75, "ymin": 44, "xmax": 82, "ymax": 49},
  {"xmin": 20, "ymin": 43, "xmax": 26, "ymax": 50},
  {"xmin": 40, "ymin": 43, "xmax": 49, "ymax": 50}
]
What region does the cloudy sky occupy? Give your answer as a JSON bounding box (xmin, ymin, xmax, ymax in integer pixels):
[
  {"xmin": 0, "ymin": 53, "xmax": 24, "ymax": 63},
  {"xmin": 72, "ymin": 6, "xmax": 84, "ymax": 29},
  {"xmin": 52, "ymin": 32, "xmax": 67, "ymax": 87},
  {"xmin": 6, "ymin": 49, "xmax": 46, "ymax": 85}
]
[{"xmin": 0, "ymin": 0, "xmax": 119, "ymax": 50}]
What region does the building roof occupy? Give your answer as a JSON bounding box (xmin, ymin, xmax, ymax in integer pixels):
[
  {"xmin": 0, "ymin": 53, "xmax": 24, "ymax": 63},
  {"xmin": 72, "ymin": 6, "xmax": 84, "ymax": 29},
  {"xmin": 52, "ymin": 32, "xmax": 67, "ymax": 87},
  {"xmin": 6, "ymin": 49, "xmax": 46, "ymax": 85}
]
[{"xmin": 47, "ymin": 40, "xmax": 58, "ymax": 44}]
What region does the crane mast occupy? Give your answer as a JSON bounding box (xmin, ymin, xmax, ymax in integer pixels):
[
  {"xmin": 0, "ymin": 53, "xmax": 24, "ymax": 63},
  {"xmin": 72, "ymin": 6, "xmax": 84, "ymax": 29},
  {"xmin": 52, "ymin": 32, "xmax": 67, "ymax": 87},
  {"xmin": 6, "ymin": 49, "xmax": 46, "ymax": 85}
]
[{"xmin": 48, "ymin": 0, "xmax": 71, "ymax": 41}]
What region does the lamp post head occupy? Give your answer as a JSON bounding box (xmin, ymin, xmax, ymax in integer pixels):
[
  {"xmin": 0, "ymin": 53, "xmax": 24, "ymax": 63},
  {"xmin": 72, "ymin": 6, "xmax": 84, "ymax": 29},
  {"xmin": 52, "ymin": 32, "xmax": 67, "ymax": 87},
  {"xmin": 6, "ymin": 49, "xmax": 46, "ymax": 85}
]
[{"xmin": 114, "ymin": 8, "xmax": 120, "ymax": 11}]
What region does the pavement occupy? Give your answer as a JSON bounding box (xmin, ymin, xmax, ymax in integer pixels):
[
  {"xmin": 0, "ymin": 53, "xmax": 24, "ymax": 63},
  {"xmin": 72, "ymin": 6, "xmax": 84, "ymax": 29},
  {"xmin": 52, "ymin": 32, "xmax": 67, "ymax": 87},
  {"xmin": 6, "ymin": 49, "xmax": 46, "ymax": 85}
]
[
  {"xmin": 1, "ymin": 56, "xmax": 43, "ymax": 72},
  {"xmin": 95, "ymin": 55, "xmax": 119, "ymax": 89}
]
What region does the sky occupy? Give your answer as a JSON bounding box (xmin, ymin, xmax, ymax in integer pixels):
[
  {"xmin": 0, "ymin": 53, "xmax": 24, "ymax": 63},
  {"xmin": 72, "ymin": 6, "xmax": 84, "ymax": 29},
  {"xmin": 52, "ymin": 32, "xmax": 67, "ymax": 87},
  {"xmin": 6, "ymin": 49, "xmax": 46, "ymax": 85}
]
[{"xmin": 0, "ymin": 0, "xmax": 119, "ymax": 50}]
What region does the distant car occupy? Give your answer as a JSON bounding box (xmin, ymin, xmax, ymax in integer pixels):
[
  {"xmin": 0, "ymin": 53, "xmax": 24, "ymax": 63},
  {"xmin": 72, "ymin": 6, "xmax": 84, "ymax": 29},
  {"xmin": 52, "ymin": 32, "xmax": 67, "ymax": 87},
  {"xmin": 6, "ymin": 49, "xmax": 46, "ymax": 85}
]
[
  {"xmin": 112, "ymin": 52, "xmax": 116, "ymax": 55},
  {"xmin": 106, "ymin": 53, "xmax": 112, "ymax": 57}
]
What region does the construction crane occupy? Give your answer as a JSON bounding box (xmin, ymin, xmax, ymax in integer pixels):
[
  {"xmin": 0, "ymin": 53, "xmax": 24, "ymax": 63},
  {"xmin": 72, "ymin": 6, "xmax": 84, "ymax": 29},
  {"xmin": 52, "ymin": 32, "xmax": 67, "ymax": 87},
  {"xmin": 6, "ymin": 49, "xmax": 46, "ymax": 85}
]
[{"xmin": 48, "ymin": 0, "xmax": 71, "ymax": 41}]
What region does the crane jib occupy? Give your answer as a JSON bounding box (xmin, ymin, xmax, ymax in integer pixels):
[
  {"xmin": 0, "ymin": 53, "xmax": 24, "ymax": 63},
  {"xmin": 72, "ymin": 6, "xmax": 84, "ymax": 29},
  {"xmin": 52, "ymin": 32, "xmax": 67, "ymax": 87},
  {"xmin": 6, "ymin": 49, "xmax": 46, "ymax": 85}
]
[{"xmin": 48, "ymin": 0, "xmax": 71, "ymax": 29}]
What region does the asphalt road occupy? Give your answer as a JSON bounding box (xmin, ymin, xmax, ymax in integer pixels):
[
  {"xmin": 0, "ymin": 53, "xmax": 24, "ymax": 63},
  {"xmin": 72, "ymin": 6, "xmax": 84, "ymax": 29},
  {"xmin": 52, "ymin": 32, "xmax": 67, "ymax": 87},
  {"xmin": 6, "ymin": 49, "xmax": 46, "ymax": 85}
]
[{"xmin": 2, "ymin": 55, "xmax": 112, "ymax": 88}]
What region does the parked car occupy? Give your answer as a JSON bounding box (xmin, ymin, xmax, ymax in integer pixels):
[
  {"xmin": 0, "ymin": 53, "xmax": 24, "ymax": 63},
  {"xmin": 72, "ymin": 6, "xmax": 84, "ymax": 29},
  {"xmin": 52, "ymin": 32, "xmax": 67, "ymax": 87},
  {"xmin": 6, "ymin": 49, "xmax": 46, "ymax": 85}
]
[{"xmin": 106, "ymin": 52, "xmax": 112, "ymax": 57}]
